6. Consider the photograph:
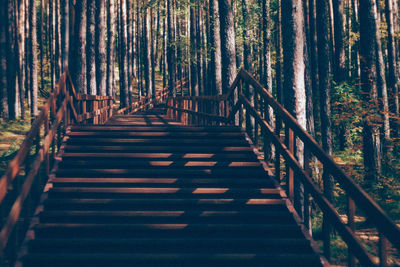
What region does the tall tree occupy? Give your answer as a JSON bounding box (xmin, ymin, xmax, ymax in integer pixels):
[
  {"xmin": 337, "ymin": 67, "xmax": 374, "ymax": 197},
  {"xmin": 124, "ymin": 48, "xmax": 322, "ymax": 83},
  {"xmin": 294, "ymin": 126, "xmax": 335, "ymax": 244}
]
[
  {"xmin": 61, "ymin": 0, "xmax": 69, "ymax": 71},
  {"xmin": 167, "ymin": 0, "xmax": 176, "ymax": 96},
  {"xmin": 209, "ymin": 0, "xmax": 222, "ymax": 95},
  {"xmin": 332, "ymin": 0, "xmax": 346, "ymax": 82},
  {"xmin": 119, "ymin": 0, "xmax": 129, "ymax": 107},
  {"xmin": 385, "ymin": 0, "xmax": 399, "ymax": 134},
  {"xmin": 95, "ymin": 0, "xmax": 107, "ymax": 96},
  {"xmin": 70, "ymin": 0, "xmax": 87, "ymax": 94},
  {"xmin": 0, "ymin": 0, "xmax": 8, "ymax": 118},
  {"xmin": 218, "ymin": 0, "xmax": 237, "ymax": 93},
  {"xmin": 316, "ymin": 0, "xmax": 334, "ymax": 259},
  {"xmin": 28, "ymin": 0, "xmax": 37, "ymax": 118},
  {"xmin": 87, "ymin": 0, "xmax": 97, "ymax": 95},
  {"xmin": 106, "ymin": 0, "xmax": 116, "ymax": 97},
  {"xmin": 359, "ymin": 0, "xmax": 382, "ymax": 182},
  {"xmin": 281, "ymin": 0, "xmax": 306, "ymax": 218}
]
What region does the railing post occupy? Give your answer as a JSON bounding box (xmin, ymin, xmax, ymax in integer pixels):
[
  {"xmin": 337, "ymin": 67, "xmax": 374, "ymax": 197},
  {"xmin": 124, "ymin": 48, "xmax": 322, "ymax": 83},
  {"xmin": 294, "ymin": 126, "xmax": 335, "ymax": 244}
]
[
  {"xmin": 275, "ymin": 114, "xmax": 282, "ymax": 182},
  {"xmin": 303, "ymin": 147, "xmax": 311, "ymax": 232},
  {"xmin": 287, "ymin": 128, "xmax": 294, "ymax": 203},
  {"xmin": 254, "ymin": 92, "xmax": 259, "ymax": 146},
  {"xmin": 347, "ymin": 196, "xmax": 356, "ymax": 267},
  {"xmin": 379, "ymin": 232, "xmax": 388, "ymax": 267}
]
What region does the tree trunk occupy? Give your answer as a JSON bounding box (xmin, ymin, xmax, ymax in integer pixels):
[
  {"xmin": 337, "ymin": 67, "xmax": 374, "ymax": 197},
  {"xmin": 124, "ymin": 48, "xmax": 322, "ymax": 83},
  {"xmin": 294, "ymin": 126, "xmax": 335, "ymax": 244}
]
[
  {"xmin": 359, "ymin": 0, "xmax": 382, "ymax": 182},
  {"xmin": 87, "ymin": 0, "xmax": 97, "ymax": 95},
  {"xmin": 332, "ymin": 0, "xmax": 346, "ymax": 82},
  {"xmin": 242, "ymin": 0, "xmax": 254, "ymax": 139},
  {"xmin": 143, "ymin": 4, "xmax": 152, "ymax": 97},
  {"xmin": 70, "ymin": 0, "xmax": 87, "ymax": 94},
  {"xmin": 209, "ymin": 0, "xmax": 222, "ymax": 95},
  {"xmin": 167, "ymin": 0, "xmax": 176, "ymax": 96},
  {"xmin": 119, "ymin": 0, "xmax": 129, "ymax": 107},
  {"xmin": 61, "ymin": 0, "xmax": 69, "ymax": 72},
  {"xmin": 106, "ymin": 0, "xmax": 116, "ymax": 97},
  {"xmin": 28, "ymin": 0, "xmax": 38, "ymax": 117},
  {"xmin": 281, "ymin": 0, "xmax": 306, "ymax": 220},
  {"xmin": 218, "ymin": 0, "xmax": 237, "ymax": 94},
  {"xmin": 374, "ymin": 2, "xmax": 390, "ymax": 142},
  {"xmin": 316, "ymin": 0, "xmax": 334, "ymax": 259},
  {"xmin": 385, "ymin": 0, "xmax": 399, "ymax": 134},
  {"xmin": 17, "ymin": 0, "xmax": 25, "ymax": 119},
  {"xmin": 190, "ymin": 5, "xmax": 198, "ymax": 96},
  {"xmin": 0, "ymin": 0, "xmax": 8, "ymax": 119},
  {"xmin": 95, "ymin": 0, "xmax": 107, "ymax": 96}
]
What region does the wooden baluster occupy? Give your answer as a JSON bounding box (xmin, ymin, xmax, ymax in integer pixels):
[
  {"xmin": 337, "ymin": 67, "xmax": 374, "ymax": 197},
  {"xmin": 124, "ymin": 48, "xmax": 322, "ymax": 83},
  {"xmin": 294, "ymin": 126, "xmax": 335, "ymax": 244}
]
[
  {"xmin": 275, "ymin": 114, "xmax": 282, "ymax": 182},
  {"xmin": 379, "ymin": 232, "xmax": 388, "ymax": 267},
  {"xmin": 303, "ymin": 147, "xmax": 311, "ymax": 230},
  {"xmin": 82, "ymin": 100, "xmax": 87, "ymax": 125},
  {"xmin": 288, "ymin": 128, "xmax": 294, "ymax": 202},
  {"xmin": 94, "ymin": 101, "xmax": 98, "ymax": 124},
  {"xmin": 254, "ymin": 92, "xmax": 259, "ymax": 146},
  {"xmin": 347, "ymin": 196, "xmax": 356, "ymax": 267},
  {"xmin": 44, "ymin": 113, "xmax": 50, "ymax": 178},
  {"xmin": 195, "ymin": 100, "xmax": 199, "ymax": 125}
]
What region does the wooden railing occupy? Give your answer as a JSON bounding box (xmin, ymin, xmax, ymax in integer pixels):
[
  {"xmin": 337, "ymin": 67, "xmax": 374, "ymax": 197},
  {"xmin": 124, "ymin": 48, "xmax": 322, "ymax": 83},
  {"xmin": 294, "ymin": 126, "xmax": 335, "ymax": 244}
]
[
  {"xmin": 117, "ymin": 77, "xmax": 189, "ymax": 115},
  {"xmin": 0, "ymin": 69, "xmax": 113, "ymax": 263},
  {"xmin": 165, "ymin": 69, "xmax": 400, "ymax": 266}
]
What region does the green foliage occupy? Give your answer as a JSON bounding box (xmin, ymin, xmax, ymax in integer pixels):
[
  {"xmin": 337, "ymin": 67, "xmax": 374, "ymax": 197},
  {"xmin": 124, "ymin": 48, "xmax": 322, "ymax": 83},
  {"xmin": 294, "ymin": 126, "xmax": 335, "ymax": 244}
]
[{"xmin": 331, "ymin": 82, "xmax": 363, "ymax": 149}]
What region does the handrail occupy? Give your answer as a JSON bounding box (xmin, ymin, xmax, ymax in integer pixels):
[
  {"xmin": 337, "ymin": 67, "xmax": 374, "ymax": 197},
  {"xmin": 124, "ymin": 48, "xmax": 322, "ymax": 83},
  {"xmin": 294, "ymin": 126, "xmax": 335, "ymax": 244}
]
[
  {"xmin": 0, "ymin": 69, "xmax": 114, "ymax": 261},
  {"xmin": 164, "ymin": 68, "xmax": 400, "ymax": 266},
  {"xmin": 117, "ymin": 77, "xmax": 189, "ymax": 115}
]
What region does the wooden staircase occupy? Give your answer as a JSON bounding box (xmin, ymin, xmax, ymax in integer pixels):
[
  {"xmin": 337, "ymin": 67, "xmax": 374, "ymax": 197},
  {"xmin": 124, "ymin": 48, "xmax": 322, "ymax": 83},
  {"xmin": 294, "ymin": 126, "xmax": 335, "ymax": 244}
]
[{"xmin": 17, "ymin": 106, "xmax": 324, "ymax": 266}]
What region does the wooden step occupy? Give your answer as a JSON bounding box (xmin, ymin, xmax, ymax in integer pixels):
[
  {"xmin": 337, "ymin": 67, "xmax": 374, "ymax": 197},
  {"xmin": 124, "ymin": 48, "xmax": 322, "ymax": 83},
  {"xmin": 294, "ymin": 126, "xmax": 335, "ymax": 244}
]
[
  {"xmin": 61, "ymin": 152, "xmax": 259, "ymax": 161},
  {"xmin": 22, "ymin": 252, "xmax": 322, "ymax": 267},
  {"xmin": 57, "ymin": 160, "xmax": 262, "ymax": 169},
  {"xmin": 50, "ymin": 178, "xmax": 275, "ymax": 188},
  {"xmin": 33, "ymin": 223, "xmax": 306, "ymax": 239},
  {"xmin": 63, "ymin": 145, "xmax": 254, "ymax": 153},
  {"xmin": 67, "ymin": 131, "xmax": 245, "ymax": 138},
  {"xmin": 38, "ymin": 210, "xmax": 296, "ymax": 224},
  {"xmin": 54, "ymin": 168, "xmax": 268, "ymax": 178},
  {"xmin": 27, "ymin": 237, "xmax": 315, "ymax": 254},
  {"xmin": 66, "ymin": 138, "xmax": 249, "ymax": 145},
  {"xmin": 69, "ymin": 126, "xmax": 241, "ymax": 132},
  {"xmin": 43, "ymin": 198, "xmax": 288, "ymax": 211},
  {"xmin": 48, "ymin": 187, "xmax": 282, "ymax": 199}
]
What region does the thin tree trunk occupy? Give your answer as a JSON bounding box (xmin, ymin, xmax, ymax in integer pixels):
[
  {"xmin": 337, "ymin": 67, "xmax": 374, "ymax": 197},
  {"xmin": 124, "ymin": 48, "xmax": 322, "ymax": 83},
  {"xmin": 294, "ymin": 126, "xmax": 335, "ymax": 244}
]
[
  {"xmin": 281, "ymin": 0, "xmax": 306, "ymax": 221},
  {"xmin": 0, "ymin": 0, "xmax": 8, "ymax": 118},
  {"xmin": 17, "ymin": 0, "xmax": 25, "ymax": 119},
  {"xmin": 332, "ymin": 0, "xmax": 346, "ymax": 82},
  {"xmin": 359, "ymin": 0, "xmax": 382, "ymax": 182},
  {"xmin": 106, "ymin": 0, "xmax": 116, "ymax": 97},
  {"xmin": 167, "ymin": 0, "xmax": 176, "ymax": 96},
  {"xmin": 316, "ymin": 0, "xmax": 334, "ymax": 260},
  {"xmin": 29, "ymin": 0, "xmax": 38, "ymax": 118},
  {"xmin": 95, "ymin": 0, "xmax": 107, "ymax": 96},
  {"xmin": 209, "ymin": 0, "xmax": 222, "ymax": 95},
  {"xmin": 385, "ymin": 0, "xmax": 399, "ymax": 134},
  {"xmin": 242, "ymin": 0, "xmax": 254, "ymax": 139},
  {"xmin": 40, "ymin": 0, "xmax": 45, "ymax": 96},
  {"xmin": 61, "ymin": 0, "xmax": 69, "ymax": 72},
  {"xmin": 119, "ymin": 0, "xmax": 129, "ymax": 107},
  {"xmin": 374, "ymin": 2, "xmax": 390, "ymax": 141},
  {"xmin": 87, "ymin": 0, "xmax": 97, "ymax": 95},
  {"xmin": 218, "ymin": 0, "xmax": 237, "ymax": 93},
  {"xmin": 70, "ymin": 0, "xmax": 87, "ymax": 94}
]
